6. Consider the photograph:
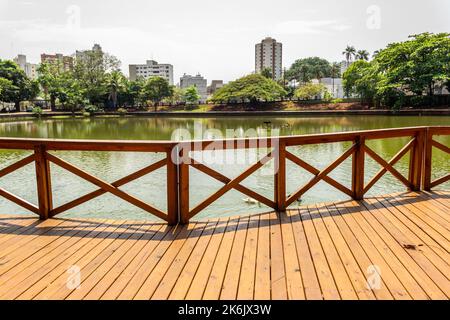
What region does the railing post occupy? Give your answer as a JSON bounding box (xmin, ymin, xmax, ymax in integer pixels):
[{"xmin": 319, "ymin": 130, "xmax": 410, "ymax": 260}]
[
  {"xmin": 166, "ymin": 147, "xmax": 179, "ymax": 225},
  {"xmin": 352, "ymin": 136, "xmax": 365, "ymax": 200},
  {"xmin": 274, "ymin": 140, "xmax": 286, "ymax": 211},
  {"xmin": 423, "ymin": 128, "xmax": 433, "ymax": 191},
  {"xmin": 409, "ymin": 130, "xmax": 425, "ymax": 191},
  {"xmin": 34, "ymin": 145, "xmax": 52, "ymax": 220},
  {"xmin": 178, "ymin": 147, "xmax": 190, "ymax": 225}
]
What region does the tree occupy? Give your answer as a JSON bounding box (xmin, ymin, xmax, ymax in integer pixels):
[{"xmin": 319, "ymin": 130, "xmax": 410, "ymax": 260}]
[
  {"xmin": 0, "ymin": 78, "xmax": 13, "ymax": 97},
  {"xmin": 375, "ymin": 32, "xmax": 450, "ymax": 99},
  {"xmin": 356, "ymin": 50, "xmax": 370, "ymax": 61},
  {"xmin": 294, "ymin": 83, "xmax": 325, "ymax": 100},
  {"xmin": 105, "ymin": 71, "xmax": 126, "ymax": 109},
  {"xmin": 285, "ymin": 57, "xmax": 332, "ymax": 83},
  {"xmin": 342, "ymin": 45, "xmax": 356, "ymax": 63},
  {"xmin": 141, "ymin": 76, "xmax": 174, "ymax": 112},
  {"xmin": 0, "ymin": 60, "xmax": 39, "ymax": 111},
  {"xmin": 183, "ymin": 86, "xmax": 201, "ymax": 105},
  {"xmin": 260, "ymin": 67, "xmax": 273, "ymax": 79},
  {"xmin": 211, "ymin": 74, "xmax": 287, "ymax": 104},
  {"xmin": 73, "ymin": 49, "xmax": 120, "ymax": 105},
  {"xmin": 342, "ymin": 60, "xmax": 379, "ymax": 103}
]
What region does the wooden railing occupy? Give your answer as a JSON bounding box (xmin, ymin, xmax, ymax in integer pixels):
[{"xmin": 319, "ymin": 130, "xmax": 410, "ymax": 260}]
[{"xmin": 0, "ymin": 126, "xmax": 448, "ymax": 225}]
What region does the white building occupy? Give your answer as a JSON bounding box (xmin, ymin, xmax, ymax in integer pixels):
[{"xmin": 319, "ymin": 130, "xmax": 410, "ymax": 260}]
[
  {"xmin": 129, "ymin": 60, "xmax": 174, "ymax": 85},
  {"xmin": 255, "ymin": 37, "xmax": 283, "ymax": 80},
  {"xmin": 13, "ymin": 55, "xmax": 38, "ymax": 80},
  {"xmin": 180, "ymin": 73, "xmax": 208, "ymax": 102},
  {"xmin": 318, "ymin": 78, "xmax": 345, "ymax": 99}
]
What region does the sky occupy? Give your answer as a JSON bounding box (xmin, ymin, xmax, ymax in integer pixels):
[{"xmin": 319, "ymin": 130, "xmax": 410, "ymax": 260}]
[{"xmin": 0, "ymin": 0, "xmax": 449, "ymax": 83}]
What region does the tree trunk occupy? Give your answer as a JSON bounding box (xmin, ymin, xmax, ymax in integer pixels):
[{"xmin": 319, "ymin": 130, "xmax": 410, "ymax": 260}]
[
  {"xmin": 14, "ymin": 101, "xmax": 20, "ymax": 112},
  {"xmin": 50, "ymin": 96, "xmax": 56, "ymax": 112}
]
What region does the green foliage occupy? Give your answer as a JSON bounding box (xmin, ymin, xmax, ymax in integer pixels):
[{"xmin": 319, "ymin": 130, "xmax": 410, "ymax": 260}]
[
  {"xmin": 106, "ymin": 70, "xmax": 126, "ymax": 109},
  {"xmin": 183, "ymin": 86, "xmax": 201, "ymax": 105},
  {"xmin": 285, "ymin": 57, "xmax": 332, "ymax": 83},
  {"xmin": 260, "ymin": 67, "xmax": 273, "ymax": 79},
  {"xmin": 0, "ymin": 60, "xmax": 39, "ymax": 110},
  {"xmin": 117, "ymin": 107, "xmax": 128, "ymax": 114},
  {"xmin": 343, "ymin": 32, "xmax": 449, "ymax": 108},
  {"xmin": 323, "ymin": 90, "xmax": 333, "ymax": 102},
  {"xmin": 32, "ymin": 106, "xmax": 43, "ymax": 117},
  {"xmin": 294, "ymin": 83, "xmax": 325, "ymax": 100},
  {"xmin": 356, "ymin": 50, "xmax": 370, "ymax": 61},
  {"xmin": 211, "ymin": 74, "xmax": 287, "ymax": 103},
  {"xmin": 84, "ymin": 104, "xmax": 99, "ymax": 115},
  {"xmin": 141, "ymin": 77, "xmax": 173, "ymax": 110}
]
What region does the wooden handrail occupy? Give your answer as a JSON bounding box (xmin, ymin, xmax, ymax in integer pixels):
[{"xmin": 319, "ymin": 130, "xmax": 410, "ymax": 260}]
[{"xmin": 0, "ymin": 126, "xmax": 448, "ymax": 224}]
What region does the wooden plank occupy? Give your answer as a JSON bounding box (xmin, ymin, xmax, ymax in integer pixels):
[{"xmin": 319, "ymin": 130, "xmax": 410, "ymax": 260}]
[
  {"xmin": 287, "ymin": 209, "xmax": 323, "ymax": 300},
  {"xmin": 309, "ymin": 204, "xmax": 360, "ymax": 300},
  {"xmin": 202, "ymin": 217, "xmax": 241, "ymax": 300},
  {"xmin": 0, "ymin": 188, "xmax": 39, "ymax": 214},
  {"xmin": 219, "ymin": 216, "xmax": 250, "ymax": 300},
  {"xmin": 254, "ymin": 213, "xmax": 271, "ymax": 300},
  {"xmin": 279, "ymin": 212, "xmax": 305, "ymax": 300},
  {"xmin": 168, "ymin": 219, "xmax": 224, "ymax": 300},
  {"xmin": 342, "ymin": 200, "xmax": 429, "ymax": 299},
  {"xmin": 5, "ymin": 220, "xmax": 123, "ymax": 299},
  {"xmin": 0, "ymin": 154, "xmax": 35, "ymax": 179},
  {"xmin": 317, "ymin": 204, "xmax": 377, "ymax": 300},
  {"xmin": 27, "ymin": 221, "xmax": 134, "ymax": 300},
  {"xmin": 116, "ymin": 224, "xmax": 186, "ymax": 299},
  {"xmin": 151, "ymin": 221, "xmax": 212, "ymax": 300},
  {"xmin": 184, "ymin": 217, "xmax": 231, "ymax": 300},
  {"xmin": 236, "ymin": 214, "xmax": 260, "ymax": 300},
  {"xmin": 66, "ymin": 222, "xmax": 158, "ymax": 300},
  {"xmin": 100, "ymin": 224, "xmax": 174, "ymax": 300},
  {"xmin": 298, "ymin": 206, "xmax": 340, "ymax": 300},
  {"xmin": 132, "ymin": 222, "xmax": 200, "ymax": 300},
  {"xmin": 364, "ymin": 197, "xmax": 449, "ymax": 298},
  {"xmin": 268, "ymin": 212, "xmax": 288, "ymax": 300},
  {"xmin": 332, "ymin": 202, "xmax": 411, "ymax": 300}
]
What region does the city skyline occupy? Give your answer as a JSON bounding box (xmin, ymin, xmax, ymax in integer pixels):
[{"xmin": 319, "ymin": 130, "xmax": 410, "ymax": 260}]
[{"xmin": 1, "ymin": 0, "xmax": 449, "ymax": 82}]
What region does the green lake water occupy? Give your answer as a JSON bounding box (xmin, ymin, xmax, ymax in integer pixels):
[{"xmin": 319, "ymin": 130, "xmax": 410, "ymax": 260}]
[{"xmin": 0, "ymin": 115, "xmax": 449, "ymax": 220}]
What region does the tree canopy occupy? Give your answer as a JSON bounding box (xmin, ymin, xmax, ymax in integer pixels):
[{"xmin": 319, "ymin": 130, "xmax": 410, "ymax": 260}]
[
  {"xmin": 285, "ymin": 57, "xmax": 332, "ymax": 83},
  {"xmin": 211, "ymin": 74, "xmax": 287, "ymax": 103}
]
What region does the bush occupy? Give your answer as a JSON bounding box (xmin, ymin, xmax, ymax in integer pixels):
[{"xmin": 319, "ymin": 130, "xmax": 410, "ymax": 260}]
[
  {"xmin": 331, "ymin": 98, "xmax": 344, "ymax": 103},
  {"xmin": 117, "ymin": 108, "xmax": 128, "ymax": 115},
  {"xmin": 32, "ymin": 106, "xmax": 43, "ymax": 117},
  {"xmin": 84, "ymin": 105, "xmax": 98, "ymax": 115}
]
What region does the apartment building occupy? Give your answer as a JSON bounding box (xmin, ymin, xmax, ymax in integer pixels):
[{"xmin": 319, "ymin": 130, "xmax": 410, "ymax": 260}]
[
  {"xmin": 129, "ymin": 60, "xmax": 174, "ymax": 85},
  {"xmin": 41, "ymin": 53, "xmax": 74, "ymax": 71},
  {"xmin": 13, "ymin": 55, "xmax": 38, "ymax": 80},
  {"xmin": 180, "ymin": 73, "xmax": 208, "ymax": 102},
  {"xmin": 255, "ymin": 37, "xmax": 283, "ymax": 80}
]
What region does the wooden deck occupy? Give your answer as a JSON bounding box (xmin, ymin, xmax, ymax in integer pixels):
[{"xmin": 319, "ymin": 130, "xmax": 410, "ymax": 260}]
[{"xmin": 0, "ymin": 191, "xmax": 448, "ymax": 300}]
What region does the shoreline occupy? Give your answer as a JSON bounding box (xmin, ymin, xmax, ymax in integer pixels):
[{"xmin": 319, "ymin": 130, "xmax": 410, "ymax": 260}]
[{"xmin": 0, "ymin": 108, "xmax": 449, "ymax": 120}]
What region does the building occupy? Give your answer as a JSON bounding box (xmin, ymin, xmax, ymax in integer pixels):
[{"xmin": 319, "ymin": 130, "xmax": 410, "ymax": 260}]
[
  {"xmin": 255, "ymin": 37, "xmax": 283, "ymax": 80},
  {"xmin": 318, "ymin": 78, "xmax": 345, "ymax": 99},
  {"xmin": 129, "ymin": 60, "xmax": 174, "ymax": 85},
  {"xmin": 180, "ymin": 73, "xmax": 208, "ymax": 102},
  {"xmin": 207, "ymin": 80, "xmax": 224, "ymax": 95},
  {"xmin": 13, "ymin": 55, "xmax": 38, "ymax": 80},
  {"xmin": 76, "ymin": 43, "xmax": 103, "ymax": 62},
  {"xmin": 41, "ymin": 53, "xmax": 73, "ymax": 71}
]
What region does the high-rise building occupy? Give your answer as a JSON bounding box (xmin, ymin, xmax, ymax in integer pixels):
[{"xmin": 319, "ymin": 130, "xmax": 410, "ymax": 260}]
[
  {"xmin": 255, "ymin": 37, "xmax": 283, "ymax": 80},
  {"xmin": 129, "ymin": 60, "xmax": 174, "ymax": 85},
  {"xmin": 13, "ymin": 54, "xmax": 38, "ymax": 80},
  {"xmin": 180, "ymin": 73, "xmax": 208, "ymax": 102},
  {"xmin": 41, "ymin": 53, "xmax": 74, "ymax": 71}
]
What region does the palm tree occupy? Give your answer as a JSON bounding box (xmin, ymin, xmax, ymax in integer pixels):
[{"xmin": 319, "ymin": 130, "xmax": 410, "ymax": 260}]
[
  {"xmin": 356, "ymin": 50, "xmax": 370, "ymax": 61},
  {"xmin": 342, "ymin": 45, "xmax": 356, "ymax": 64},
  {"xmin": 106, "ymin": 71, "xmax": 124, "ymax": 109},
  {"xmin": 330, "ymin": 62, "xmax": 341, "ymax": 96}
]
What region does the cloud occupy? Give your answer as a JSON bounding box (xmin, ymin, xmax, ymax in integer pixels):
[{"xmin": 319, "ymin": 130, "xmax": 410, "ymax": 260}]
[{"xmin": 274, "ymin": 19, "xmax": 352, "ymax": 35}]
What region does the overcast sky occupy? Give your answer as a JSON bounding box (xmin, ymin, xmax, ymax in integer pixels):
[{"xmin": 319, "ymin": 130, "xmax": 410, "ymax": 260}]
[{"xmin": 0, "ymin": 0, "xmax": 449, "ymax": 83}]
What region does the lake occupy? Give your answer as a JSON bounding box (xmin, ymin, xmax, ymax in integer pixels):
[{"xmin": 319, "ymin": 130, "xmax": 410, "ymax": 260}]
[{"xmin": 0, "ymin": 115, "xmax": 449, "ymax": 220}]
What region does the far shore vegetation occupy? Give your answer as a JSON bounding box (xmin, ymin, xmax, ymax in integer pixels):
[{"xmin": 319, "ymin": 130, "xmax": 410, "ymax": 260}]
[{"xmin": 0, "ymin": 32, "xmax": 449, "ymax": 116}]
